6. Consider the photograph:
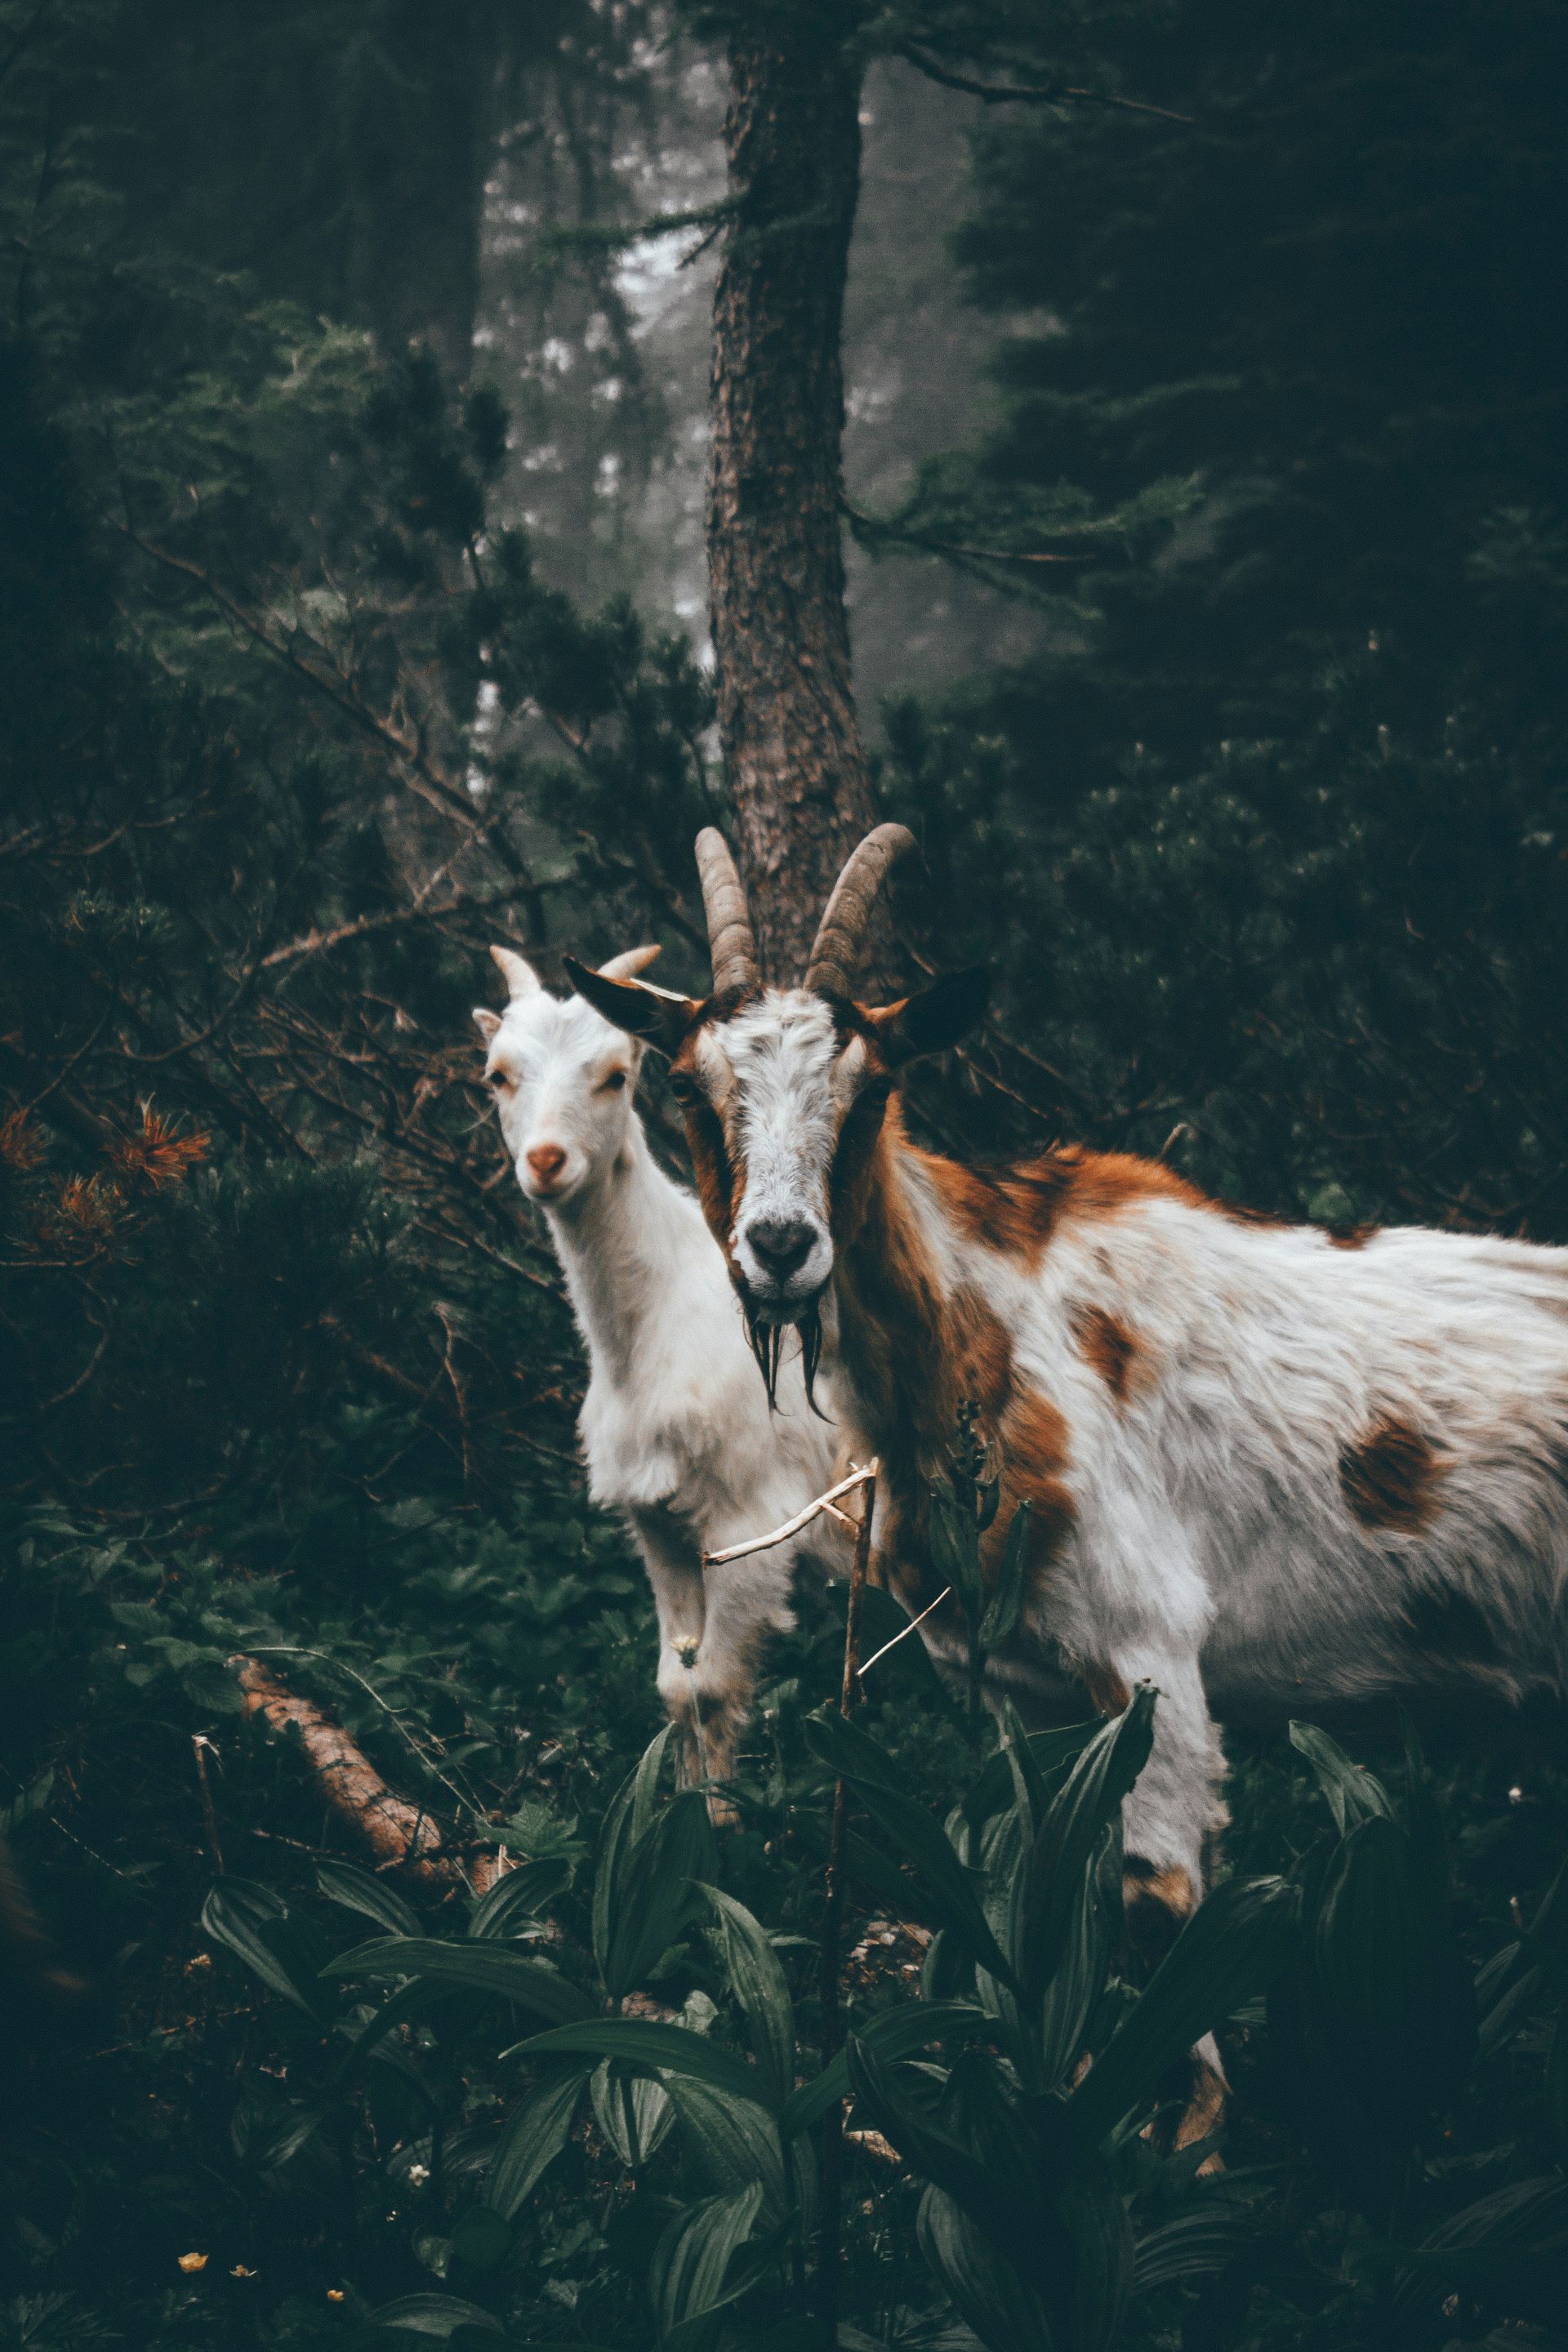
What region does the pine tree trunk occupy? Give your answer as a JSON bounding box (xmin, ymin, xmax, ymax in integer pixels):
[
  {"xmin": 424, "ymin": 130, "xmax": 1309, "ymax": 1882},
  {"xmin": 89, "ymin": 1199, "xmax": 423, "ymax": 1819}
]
[{"xmin": 707, "ymin": 24, "xmax": 881, "ymax": 984}]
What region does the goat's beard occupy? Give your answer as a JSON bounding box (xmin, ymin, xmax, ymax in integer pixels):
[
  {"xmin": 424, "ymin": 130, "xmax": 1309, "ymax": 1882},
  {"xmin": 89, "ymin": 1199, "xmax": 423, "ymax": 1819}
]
[{"xmin": 744, "ymin": 1300, "xmax": 830, "ymax": 1419}]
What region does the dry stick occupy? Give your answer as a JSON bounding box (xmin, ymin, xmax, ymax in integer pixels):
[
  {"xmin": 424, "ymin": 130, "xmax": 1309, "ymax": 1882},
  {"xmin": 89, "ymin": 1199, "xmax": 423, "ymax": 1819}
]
[
  {"xmin": 815, "ymin": 1466, "xmax": 877, "ymax": 2347},
  {"xmin": 228, "ymin": 1655, "xmax": 510, "ymax": 1895},
  {"xmin": 702, "ymin": 1462, "xmax": 877, "ymax": 1566},
  {"xmin": 191, "ymin": 1734, "xmax": 225, "ymax": 1875}
]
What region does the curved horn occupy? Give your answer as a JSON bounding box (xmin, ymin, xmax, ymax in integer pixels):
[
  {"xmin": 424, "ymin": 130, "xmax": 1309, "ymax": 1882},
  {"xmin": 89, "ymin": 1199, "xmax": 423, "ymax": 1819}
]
[
  {"xmin": 598, "ymin": 943, "xmax": 662, "ymax": 982},
  {"xmin": 804, "ymin": 823, "xmax": 917, "ymax": 998},
  {"xmin": 693, "ymin": 827, "xmax": 760, "ymax": 996},
  {"xmin": 490, "ymin": 944, "xmax": 541, "ymax": 1000}
]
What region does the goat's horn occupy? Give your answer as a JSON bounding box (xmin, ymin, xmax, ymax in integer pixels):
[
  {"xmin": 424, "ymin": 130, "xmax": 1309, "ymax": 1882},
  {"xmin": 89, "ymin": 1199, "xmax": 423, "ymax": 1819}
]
[
  {"xmin": 598, "ymin": 944, "xmax": 662, "ymax": 982},
  {"xmin": 491, "ymin": 944, "xmax": 541, "ymax": 999},
  {"xmin": 694, "ymin": 827, "xmax": 759, "ymax": 996},
  {"xmin": 804, "ymin": 824, "xmax": 917, "ymax": 998}
]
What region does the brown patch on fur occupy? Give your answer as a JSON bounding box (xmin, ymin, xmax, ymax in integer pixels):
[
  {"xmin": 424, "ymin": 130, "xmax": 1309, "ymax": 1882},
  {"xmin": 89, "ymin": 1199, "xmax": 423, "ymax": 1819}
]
[
  {"xmin": 680, "ymin": 1098, "xmax": 738, "ymax": 1256},
  {"xmin": 1325, "ymin": 1222, "xmax": 1379, "ymax": 1250},
  {"xmin": 1082, "ymin": 1663, "xmax": 1132, "ymax": 1717},
  {"xmin": 991, "ymin": 1386, "xmax": 1077, "ymax": 1598},
  {"xmin": 1072, "ymin": 1304, "xmax": 1140, "ymax": 1405},
  {"xmin": 1339, "ymin": 1414, "xmax": 1444, "ymax": 1535},
  {"xmin": 830, "ymin": 1076, "xmax": 895, "ymax": 1244},
  {"xmin": 1123, "ymin": 1860, "xmax": 1197, "ymax": 1967},
  {"xmin": 1175, "ymin": 2056, "xmax": 1229, "ymax": 2170}
]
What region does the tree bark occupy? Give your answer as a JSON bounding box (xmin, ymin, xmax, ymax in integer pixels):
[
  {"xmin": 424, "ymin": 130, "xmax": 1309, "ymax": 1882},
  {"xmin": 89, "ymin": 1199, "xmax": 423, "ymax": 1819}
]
[{"xmin": 707, "ymin": 20, "xmax": 883, "ymax": 984}]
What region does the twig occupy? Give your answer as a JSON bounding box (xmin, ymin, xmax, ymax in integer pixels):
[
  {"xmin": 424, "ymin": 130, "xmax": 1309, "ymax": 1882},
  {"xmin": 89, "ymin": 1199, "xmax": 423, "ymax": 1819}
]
[
  {"xmin": 896, "ymin": 40, "xmax": 1191, "ymax": 123},
  {"xmin": 816, "ymin": 1468, "xmax": 877, "ymax": 2345},
  {"xmin": 703, "ymin": 1462, "xmax": 879, "ymax": 1566},
  {"xmin": 191, "ymin": 1734, "xmax": 225, "ymax": 1875},
  {"xmin": 857, "ymin": 1585, "xmax": 953, "ymax": 1680},
  {"xmin": 843, "ymin": 496, "xmax": 1099, "ymax": 568}
]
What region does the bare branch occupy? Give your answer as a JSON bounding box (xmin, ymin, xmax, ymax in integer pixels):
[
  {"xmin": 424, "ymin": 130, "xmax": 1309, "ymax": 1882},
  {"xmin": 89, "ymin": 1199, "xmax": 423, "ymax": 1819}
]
[{"xmin": 895, "ymin": 40, "xmax": 1191, "ymax": 124}]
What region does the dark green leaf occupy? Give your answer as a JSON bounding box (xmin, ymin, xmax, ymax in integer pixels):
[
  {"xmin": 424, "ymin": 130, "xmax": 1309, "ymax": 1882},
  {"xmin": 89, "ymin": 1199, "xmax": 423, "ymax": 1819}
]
[
  {"xmin": 804, "ymin": 1708, "xmax": 1016, "ymax": 1989},
  {"xmin": 697, "ymin": 1884, "xmax": 794, "ymax": 2102},
  {"xmin": 916, "ymin": 2184, "xmax": 1056, "ymax": 2352},
  {"xmin": 203, "ymin": 1879, "xmax": 331, "ymax": 2019},
  {"xmin": 363, "ymin": 2294, "xmax": 506, "ymax": 2337},
  {"xmin": 661, "ymin": 2075, "xmax": 788, "ymax": 2216},
  {"xmin": 649, "ymin": 2181, "xmax": 764, "ymax": 2340},
  {"xmin": 590, "ymin": 2057, "xmax": 674, "ymax": 2167},
  {"xmin": 1289, "ymin": 1720, "xmax": 1396, "ymax": 1833},
  {"xmin": 503, "ymin": 2019, "xmax": 773, "ymax": 2111},
  {"xmin": 781, "ymin": 2001, "xmax": 992, "ymax": 2139},
  {"xmin": 1070, "ymin": 1873, "xmax": 1297, "ymax": 2144},
  {"xmin": 468, "ymin": 1856, "xmax": 572, "ymax": 1941},
  {"xmin": 604, "ymin": 1788, "xmax": 714, "ymax": 1998},
  {"xmin": 484, "ymin": 2069, "xmax": 584, "ymax": 2219},
  {"xmin": 977, "ymin": 1502, "xmax": 1031, "ymax": 1655},
  {"xmin": 324, "ymin": 1937, "xmax": 595, "ymax": 2024},
  {"xmin": 316, "ymin": 1858, "xmax": 422, "ymax": 1939},
  {"xmin": 1023, "ymin": 1688, "xmax": 1155, "ymax": 1993}
]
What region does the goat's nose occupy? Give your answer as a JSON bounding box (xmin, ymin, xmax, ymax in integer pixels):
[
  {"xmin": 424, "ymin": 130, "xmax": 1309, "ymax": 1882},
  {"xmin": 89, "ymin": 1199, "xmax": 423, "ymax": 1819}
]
[
  {"xmin": 526, "ymin": 1143, "xmax": 567, "ymax": 1187},
  {"xmin": 747, "ymin": 1215, "xmax": 814, "ymax": 1278}
]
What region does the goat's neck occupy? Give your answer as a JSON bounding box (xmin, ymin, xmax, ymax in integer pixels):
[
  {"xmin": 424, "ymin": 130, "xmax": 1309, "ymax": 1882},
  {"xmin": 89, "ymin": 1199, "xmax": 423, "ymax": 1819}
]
[
  {"xmin": 835, "ymin": 1106, "xmax": 964, "ymax": 1469},
  {"xmin": 544, "ymin": 1119, "xmax": 702, "ymax": 1386}
]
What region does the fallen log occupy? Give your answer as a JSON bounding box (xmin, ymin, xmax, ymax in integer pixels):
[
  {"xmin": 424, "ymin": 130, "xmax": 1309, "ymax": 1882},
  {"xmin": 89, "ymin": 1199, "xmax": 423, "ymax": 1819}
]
[{"xmin": 228, "ymin": 1655, "xmax": 510, "ymax": 1896}]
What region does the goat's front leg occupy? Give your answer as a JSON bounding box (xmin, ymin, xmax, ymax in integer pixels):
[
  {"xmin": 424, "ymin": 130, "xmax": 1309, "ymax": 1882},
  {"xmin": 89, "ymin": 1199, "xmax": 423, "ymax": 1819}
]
[
  {"xmin": 1087, "ymin": 1638, "xmax": 1230, "ymax": 2167},
  {"xmin": 630, "ymin": 1504, "xmax": 792, "ymax": 1826}
]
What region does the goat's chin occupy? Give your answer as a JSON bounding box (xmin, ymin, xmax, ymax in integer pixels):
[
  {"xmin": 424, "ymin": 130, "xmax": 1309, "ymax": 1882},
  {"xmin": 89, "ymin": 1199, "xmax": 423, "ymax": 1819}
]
[{"xmin": 738, "ymin": 1294, "xmax": 831, "ymax": 1418}]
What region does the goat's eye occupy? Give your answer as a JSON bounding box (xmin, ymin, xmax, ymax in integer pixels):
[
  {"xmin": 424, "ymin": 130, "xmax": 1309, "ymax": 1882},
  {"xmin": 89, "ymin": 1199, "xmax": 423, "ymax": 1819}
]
[
  {"xmin": 600, "ymin": 1070, "xmax": 627, "ymax": 1093},
  {"xmin": 488, "ymin": 1072, "xmax": 510, "ymax": 1094},
  {"xmin": 668, "ymin": 1072, "xmax": 697, "ymax": 1106}
]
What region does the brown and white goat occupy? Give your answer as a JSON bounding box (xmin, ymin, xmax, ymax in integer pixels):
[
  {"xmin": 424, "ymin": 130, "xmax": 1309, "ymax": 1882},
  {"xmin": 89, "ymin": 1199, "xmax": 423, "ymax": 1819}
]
[{"xmin": 569, "ymin": 826, "xmax": 1568, "ymax": 2015}]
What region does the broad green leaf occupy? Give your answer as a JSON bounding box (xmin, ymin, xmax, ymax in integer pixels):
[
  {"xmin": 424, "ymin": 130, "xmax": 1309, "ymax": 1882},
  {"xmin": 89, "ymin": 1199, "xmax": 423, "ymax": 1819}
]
[
  {"xmin": 977, "ymin": 1502, "xmax": 1031, "ymax": 1656},
  {"xmin": 604, "ymin": 1789, "xmax": 715, "ymax": 1998},
  {"xmin": 1289, "ymin": 1720, "xmax": 1396, "ymax": 1834},
  {"xmin": 962, "ymin": 1723, "xmax": 1096, "ymax": 1832},
  {"xmin": 590, "ymin": 2057, "xmax": 674, "ymax": 2167},
  {"xmin": 246, "ymin": 2100, "xmax": 330, "ymax": 2174},
  {"xmin": 781, "ymin": 2000, "xmax": 992, "ymax": 2139},
  {"xmin": 845, "ymin": 2034, "xmax": 1033, "ymax": 2241},
  {"xmin": 504, "ymin": 2018, "xmax": 773, "ymax": 2111},
  {"xmin": 697, "ymin": 1884, "xmax": 795, "ymax": 2102},
  {"xmin": 1023, "ymin": 1688, "xmax": 1155, "ymax": 1993},
  {"xmin": 650, "ymin": 2180, "xmax": 764, "ymax": 2340},
  {"xmin": 1131, "ymin": 2209, "xmax": 1257, "ymax": 2291},
  {"xmin": 1313, "ymin": 1814, "xmax": 1477, "ymax": 2130},
  {"xmin": 662, "ymin": 2074, "xmax": 788, "ymax": 2217},
  {"xmin": 323, "ymin": 1937, "xmax": 595, "ymax": 2024},
  {"xmin": 203, "ymin": 1879, "xmax": 329, "ymax": 2019},
  {"xmin": 593, "ymin": 1726, "xmax": 675, "ymax": 1981},
  {"xmin": 484, "ymin": 2069, "xmax": 584, "ymax": 2218},
  {"xmin": 916, "ymin": 2184, "xmax": 1056, "ymax": 2352},
  {"xmin": 1035, "ymin": 1823, "xmax": 1116, "ymax": 2092},
  {"xmin": 446, "ymin": 2207, "xmax": 510, "ymax": 2272},
  {"xmin": 1060, "ymin": 2145, "xmax": 1133, "ymax": 2352},
  {"xmin": 804, "ymin": 1708, "xmax": 1017, "ymax": 1989},
  {"xmin": 1070, "ymin": 1873, "xmax": 1296, "ymax": 2144},
  {"xmin": 468, "ymin": 1856, "xmax": 572, "ymax": 1941},
  {"xmin": 363, "ymin": 2293, "xmax": 505, "ymax": 2336},
  {"xmin": 316, "ymin": 1858, "xmax": 421, "ymax": 1939}
]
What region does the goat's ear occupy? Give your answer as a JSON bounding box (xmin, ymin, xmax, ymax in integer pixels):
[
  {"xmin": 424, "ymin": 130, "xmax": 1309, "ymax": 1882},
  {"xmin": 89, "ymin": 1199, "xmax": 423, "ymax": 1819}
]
[
  {"xmin": 473, "ymin": 1008, "xmax": 502, "ymax": 1043},
  {"xmin": 598, "ymin": 943, "xmax": 662, "ymax": 982},
  {"xmin": 864, "ymin": 966, "xmax": 989, "ymax": 1069},
  {"xmin": 563, "ymin": 955, "xmax": 701, "ymax": 1054},
  {"xmin": 491, "ymin": 944, "xmax": 541, "ymax": 999}
]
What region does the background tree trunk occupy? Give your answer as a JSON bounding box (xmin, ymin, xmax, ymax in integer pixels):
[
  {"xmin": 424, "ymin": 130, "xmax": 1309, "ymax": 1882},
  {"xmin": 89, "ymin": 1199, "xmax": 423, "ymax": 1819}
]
[{"xmin": 707, "ymin": 20, "xmax": 883, "ymax": 984}]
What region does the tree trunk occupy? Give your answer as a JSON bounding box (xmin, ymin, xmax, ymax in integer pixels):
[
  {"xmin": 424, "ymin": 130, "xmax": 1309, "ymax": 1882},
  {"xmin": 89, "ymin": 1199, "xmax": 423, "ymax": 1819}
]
[{"xmin": 707, "ymin": 23, "xmax": 882, "ymax": 984}]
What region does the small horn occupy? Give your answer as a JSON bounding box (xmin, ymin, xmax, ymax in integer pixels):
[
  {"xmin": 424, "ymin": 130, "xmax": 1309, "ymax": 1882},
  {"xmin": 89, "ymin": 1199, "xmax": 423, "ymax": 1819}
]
[
  {"xmin": 598, "ymin": 944, "xmax": 662, "ymax": 982},
  {"xmin": 804, "ymin": 824, "xmax": 917, "ymax": 998},
  {"xmin": 490, "ymin": 944, "xmax": 541, "ymax": 1000},
  {"xmin": 694, "ymin": 828, "xmax": 759, "ymax": 997}
]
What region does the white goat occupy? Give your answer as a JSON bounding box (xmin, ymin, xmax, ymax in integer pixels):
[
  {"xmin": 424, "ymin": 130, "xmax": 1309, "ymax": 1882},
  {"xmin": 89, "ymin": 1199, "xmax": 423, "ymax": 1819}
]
[{"xmin": 474, "ymin": 940, "xmax": 840, "ymax": 1812}]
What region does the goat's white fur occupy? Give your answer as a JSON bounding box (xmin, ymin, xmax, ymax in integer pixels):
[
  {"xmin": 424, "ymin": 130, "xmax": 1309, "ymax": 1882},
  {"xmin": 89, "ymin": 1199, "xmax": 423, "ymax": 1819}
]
[
  {"xmin": 474, "ymin": 950, "xmax": 840, "ymax": 1810},
  {"xmin": 657, "ymin": 986, "xmax": 1568, "ymax": 1904}
]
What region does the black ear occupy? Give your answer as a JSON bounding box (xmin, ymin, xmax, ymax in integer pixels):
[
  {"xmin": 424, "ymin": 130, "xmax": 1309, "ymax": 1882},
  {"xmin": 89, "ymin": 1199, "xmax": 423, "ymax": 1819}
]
[
  {"xmin": 869, "ymin": 965, "xmax": 989, "ymax": 1069},
  {"xmin": 563, "ymin": 955, "xmax": 702, "ymax": 1054}
]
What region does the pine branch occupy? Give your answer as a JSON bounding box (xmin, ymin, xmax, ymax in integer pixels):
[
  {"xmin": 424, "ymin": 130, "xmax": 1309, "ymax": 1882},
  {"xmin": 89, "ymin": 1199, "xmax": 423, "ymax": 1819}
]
[
  {"xmin": 842, "ymin": 496, "xmax": 1101, "ymax": 567},
  {"xmin": 894, "ymin": 40, "xmax": 1190, "ymax": 124}
]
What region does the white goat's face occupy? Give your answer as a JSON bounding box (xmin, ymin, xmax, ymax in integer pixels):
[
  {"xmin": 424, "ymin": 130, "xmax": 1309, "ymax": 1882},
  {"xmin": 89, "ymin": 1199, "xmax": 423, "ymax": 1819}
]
[
  {"xmin": 474, "ymin": 953, "xmax": 644, "ymax": 1210},
  {"xmin": 671, "ymin": 991, "xmax": 870, "ymax": 1320}
]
